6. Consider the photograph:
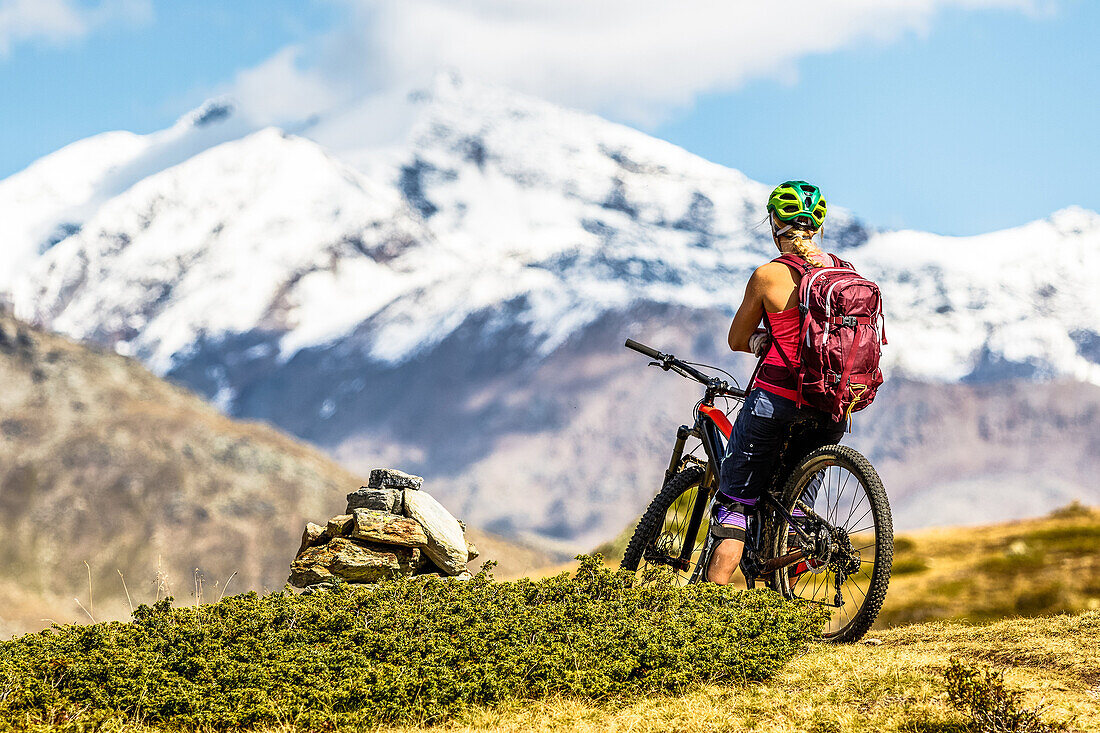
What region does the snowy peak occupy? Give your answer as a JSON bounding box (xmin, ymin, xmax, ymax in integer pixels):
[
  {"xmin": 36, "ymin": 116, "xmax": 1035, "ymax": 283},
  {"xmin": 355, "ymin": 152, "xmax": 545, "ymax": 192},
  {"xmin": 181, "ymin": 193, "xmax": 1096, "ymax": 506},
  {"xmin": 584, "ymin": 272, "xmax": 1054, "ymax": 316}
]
[
  {"xmin": 15, "ymin": 127, "xmax": 429, "ymax": 375},
  {"xmin": 178, "ymin": 98, "xmax": 236, "ymax": 129},
  {"xmin": 0, "ymin": 130, "xmax": 146, "ymax": 288},
  {"xmin": 2, "ymin": 77, "xmax": 1099, "ymax": 397},
  {"xmin": 1046, "ymin": 205, "xmax": 1100, "ymax": 237},
  {"xmin": 869, "ymin": 210, "xmax": 1100, "ymax": 384},
  {"xmin": 0, "ymin": 96, "xmax": 253, "ymax": 292}
]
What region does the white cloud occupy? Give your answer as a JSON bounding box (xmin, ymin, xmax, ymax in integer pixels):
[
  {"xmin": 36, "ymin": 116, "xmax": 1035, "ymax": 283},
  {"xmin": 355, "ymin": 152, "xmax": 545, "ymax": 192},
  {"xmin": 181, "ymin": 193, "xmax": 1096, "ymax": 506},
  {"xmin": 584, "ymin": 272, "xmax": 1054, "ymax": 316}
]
[
  {"xmin": 229, "ymin": 0, "xmax": 1046, "ymax": 132},
  {"xmin": 232, "ymin": 46, "xmax": 345, "ymax": 125},
  {"xmin": 0, "ymin": 0, "xmax": 151, "ymax": 56}
]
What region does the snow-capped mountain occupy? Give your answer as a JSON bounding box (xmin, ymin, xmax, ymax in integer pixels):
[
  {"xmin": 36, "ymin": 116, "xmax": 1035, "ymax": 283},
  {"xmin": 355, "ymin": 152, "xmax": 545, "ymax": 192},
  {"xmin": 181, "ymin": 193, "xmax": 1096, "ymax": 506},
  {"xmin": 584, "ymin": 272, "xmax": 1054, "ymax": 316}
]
[
  {"xmin": 3, "ymin": 75, "xmax": 1099, "ymax": 548},
  {"xmin": 0, "ymin": 99, "xmax": 250, "ymax": 293}
]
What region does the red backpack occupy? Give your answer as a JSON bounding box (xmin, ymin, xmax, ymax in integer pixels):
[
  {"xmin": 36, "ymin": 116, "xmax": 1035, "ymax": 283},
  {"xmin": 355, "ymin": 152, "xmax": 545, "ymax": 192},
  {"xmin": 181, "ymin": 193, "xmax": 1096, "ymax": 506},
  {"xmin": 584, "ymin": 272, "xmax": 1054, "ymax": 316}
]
[{"xmin": 754, "ymin": 253, "xmax": 886, "ymax": 423}]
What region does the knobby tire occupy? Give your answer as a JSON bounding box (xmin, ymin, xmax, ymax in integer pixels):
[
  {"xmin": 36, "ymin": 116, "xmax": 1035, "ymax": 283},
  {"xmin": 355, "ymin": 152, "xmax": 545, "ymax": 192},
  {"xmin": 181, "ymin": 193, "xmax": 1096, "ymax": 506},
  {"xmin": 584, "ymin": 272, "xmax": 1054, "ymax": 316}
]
[
  {"xmin": 621, "ymin": 466, "xmax": 706, "ymax": 584},
  {"xmin": 770, "ymin": 444, "xmax": 893, "ymax": 643}
]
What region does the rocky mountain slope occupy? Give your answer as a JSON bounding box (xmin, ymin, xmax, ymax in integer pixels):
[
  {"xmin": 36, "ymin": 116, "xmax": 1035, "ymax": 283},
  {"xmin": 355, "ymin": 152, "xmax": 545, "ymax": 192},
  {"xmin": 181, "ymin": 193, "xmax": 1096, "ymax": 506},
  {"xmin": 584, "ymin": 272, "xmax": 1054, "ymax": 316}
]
[
  {"xmin": 3, "ymin": 75, "xmax": 1098, "ymax": 549},
  {"xmin": 0, "ymin": 314, "xmax": 553, "ymax": 638}
]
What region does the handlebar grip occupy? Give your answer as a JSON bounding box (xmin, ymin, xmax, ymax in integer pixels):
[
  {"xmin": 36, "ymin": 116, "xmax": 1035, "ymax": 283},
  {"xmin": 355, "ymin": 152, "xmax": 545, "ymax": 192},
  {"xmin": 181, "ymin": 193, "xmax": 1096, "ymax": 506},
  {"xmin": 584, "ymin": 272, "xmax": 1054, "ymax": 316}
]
[{"xmin": 624, "ymin": 339, "xmax": 662, "ymax": 360}]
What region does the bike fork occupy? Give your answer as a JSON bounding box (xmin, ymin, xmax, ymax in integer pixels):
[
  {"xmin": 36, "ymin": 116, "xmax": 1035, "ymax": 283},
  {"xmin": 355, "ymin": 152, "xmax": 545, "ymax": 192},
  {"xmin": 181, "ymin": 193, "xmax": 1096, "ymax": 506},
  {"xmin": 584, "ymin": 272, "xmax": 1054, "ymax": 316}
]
[{"xmin": 663, "ymin": 425, "xmax": 692, "ymax": 487}]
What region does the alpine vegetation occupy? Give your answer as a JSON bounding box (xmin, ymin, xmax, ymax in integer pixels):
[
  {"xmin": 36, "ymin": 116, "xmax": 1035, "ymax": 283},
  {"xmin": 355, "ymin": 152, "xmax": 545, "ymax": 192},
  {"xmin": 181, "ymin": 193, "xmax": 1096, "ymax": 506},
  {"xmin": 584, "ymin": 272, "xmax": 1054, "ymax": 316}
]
[{"xmin": 0, "ymin": 557, "xmax": 827, "ymax": 729}]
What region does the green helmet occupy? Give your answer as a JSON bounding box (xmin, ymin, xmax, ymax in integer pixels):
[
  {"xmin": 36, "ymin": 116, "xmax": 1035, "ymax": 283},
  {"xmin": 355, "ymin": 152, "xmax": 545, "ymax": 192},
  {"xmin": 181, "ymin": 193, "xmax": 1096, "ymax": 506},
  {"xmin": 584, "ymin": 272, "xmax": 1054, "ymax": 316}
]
[{"xmin": 767, "ymin": 180, "xmax": 827, "ymax": 229}]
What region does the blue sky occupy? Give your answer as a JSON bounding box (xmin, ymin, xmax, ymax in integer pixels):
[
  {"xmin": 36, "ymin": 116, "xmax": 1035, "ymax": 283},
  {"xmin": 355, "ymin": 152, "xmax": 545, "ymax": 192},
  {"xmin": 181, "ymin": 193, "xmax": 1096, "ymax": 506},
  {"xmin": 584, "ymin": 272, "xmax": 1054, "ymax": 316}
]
[
  {"xmin": 1, "ymin": 0, "xmax": 1096, "ymax": 236},
  {"xmin": 653, "ymin": 3, "xmax": 1100, "ymax": 234}
]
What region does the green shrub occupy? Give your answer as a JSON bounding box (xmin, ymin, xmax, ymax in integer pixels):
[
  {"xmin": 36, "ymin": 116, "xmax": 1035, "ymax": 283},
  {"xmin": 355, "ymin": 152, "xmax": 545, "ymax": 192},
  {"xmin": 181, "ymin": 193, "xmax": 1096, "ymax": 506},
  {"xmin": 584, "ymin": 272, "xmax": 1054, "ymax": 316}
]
[
  {"xmin": 0, "ymin": 556, "xmax": 826, "ymax": 730},
  {"xmin": 1012, "ymin": 582, "xmax": 1066, "ymax": 615},
  {"xmin": 892, "ymin": 557, "xmax": 931, "ymax": 575},
  {"xmin": 1045, "ymin": 501, "xmax": 1092, "ymax": 520},
  {"xmin": 979, "ymin": 549, "xmax": 1047, "ymax": 577},
  {"xmin": 1023, "ymin": 526, "xmax": 1100, "ymax": 554},
  {"xmin": 893, "ymin": 536, "xmax": 917, "ymax": 553},
  {"xmin": 944, "ymin": 658, "xmax": 1065, "ymax": 733}
]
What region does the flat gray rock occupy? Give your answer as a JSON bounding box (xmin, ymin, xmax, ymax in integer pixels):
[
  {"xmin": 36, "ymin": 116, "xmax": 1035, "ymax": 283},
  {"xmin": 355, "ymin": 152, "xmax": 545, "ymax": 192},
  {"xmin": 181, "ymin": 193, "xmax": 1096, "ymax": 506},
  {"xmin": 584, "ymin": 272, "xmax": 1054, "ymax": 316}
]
[
  {"xmin": 346, "ymin": 487, "xmax": 402, "ymax": 514},
  {"xmin": 367, "ymin": 468, "xmax": 423, "ymax": 491},
  {"xmin": 349, "ymin": 508, "xmax": 427, "ymax": 547},
  {"xmin": 403, "ymin": 490, "xmax": 467, "ymax": 575}
]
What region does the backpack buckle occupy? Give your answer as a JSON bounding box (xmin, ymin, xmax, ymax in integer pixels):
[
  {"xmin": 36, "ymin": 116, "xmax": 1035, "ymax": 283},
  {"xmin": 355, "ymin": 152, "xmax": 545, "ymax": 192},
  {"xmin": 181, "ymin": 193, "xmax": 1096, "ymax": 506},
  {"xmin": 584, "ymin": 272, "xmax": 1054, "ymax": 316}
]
[{"xmin": 841, "ymin": 315, "xmax": 859, "ymax": 328}]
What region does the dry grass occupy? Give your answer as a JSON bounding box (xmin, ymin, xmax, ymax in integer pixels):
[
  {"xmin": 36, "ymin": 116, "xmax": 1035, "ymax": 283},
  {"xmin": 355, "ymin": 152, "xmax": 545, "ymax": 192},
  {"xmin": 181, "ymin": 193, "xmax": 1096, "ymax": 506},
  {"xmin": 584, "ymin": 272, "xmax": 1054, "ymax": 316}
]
[{"xmin": 881, "ymin": 505, "xmax": 1100, "ymax": 626}]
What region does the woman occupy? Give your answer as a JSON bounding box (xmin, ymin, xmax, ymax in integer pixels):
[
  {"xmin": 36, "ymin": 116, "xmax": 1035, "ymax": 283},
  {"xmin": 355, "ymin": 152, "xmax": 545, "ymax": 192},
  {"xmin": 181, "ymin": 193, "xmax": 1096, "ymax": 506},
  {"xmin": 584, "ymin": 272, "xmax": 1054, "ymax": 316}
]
[{"xmin": 705, "ymin": 180, "xmax": 846, "ymax": 585}]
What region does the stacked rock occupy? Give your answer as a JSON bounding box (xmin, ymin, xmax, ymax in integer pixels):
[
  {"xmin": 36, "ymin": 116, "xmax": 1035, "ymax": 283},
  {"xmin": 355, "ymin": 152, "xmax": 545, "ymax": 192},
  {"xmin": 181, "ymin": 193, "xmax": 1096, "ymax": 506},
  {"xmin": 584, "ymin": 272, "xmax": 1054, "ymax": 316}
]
[{"xmin": 289, "ymin": 468, "xmax": 479, "ymax": 587}]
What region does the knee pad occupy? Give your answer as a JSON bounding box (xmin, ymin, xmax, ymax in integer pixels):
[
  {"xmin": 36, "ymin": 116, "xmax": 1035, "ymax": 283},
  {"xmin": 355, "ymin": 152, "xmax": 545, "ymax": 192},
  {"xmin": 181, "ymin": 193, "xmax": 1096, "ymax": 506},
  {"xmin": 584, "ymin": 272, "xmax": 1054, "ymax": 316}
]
[
  {"xmin": 700, "ymin": 496, "xmax": 749, "ymax": 579},
  {"xmin": 709, "ymin": 494, "xmax": 750, "ymax": 543}
]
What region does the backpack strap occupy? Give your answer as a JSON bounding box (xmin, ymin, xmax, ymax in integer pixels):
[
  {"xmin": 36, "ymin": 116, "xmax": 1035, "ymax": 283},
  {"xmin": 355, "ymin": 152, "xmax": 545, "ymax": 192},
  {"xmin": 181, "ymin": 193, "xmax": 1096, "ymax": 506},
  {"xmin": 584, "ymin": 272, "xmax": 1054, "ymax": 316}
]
[
  {"xmin": 772, "ymin": 253, "xmax": 813, "ymax": 275},
  {"xmin": 834, "ymin": 335, "xmax": 864, "ymax": 426},
  {"xmin": 754, "ymin": 309, "xmax": 806, "ymax": 409},
  {"xmin": 829, "ymin": 253, "xmax": 856, "ymax": 270},
  {"xmin": 773, "ymin": 253, "xmax": 854, "ymax": 271}
]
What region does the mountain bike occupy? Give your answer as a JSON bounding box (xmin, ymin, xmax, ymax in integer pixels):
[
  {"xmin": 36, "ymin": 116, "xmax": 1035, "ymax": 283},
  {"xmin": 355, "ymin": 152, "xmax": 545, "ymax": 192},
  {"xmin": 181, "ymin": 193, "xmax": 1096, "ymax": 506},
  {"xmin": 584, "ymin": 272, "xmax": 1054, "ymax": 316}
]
[{"xmin": 619, "ymin": 339, "xmax": 893, "ymax": 643}]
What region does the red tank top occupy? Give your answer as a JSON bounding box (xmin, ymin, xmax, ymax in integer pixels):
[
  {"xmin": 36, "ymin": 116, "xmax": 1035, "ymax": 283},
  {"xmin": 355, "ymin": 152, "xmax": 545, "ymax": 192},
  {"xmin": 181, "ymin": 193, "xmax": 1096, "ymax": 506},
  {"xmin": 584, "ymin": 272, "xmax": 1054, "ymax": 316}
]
[{"xmin": 755, "ymin": 306, "xmax": 801, "ymax": 401}]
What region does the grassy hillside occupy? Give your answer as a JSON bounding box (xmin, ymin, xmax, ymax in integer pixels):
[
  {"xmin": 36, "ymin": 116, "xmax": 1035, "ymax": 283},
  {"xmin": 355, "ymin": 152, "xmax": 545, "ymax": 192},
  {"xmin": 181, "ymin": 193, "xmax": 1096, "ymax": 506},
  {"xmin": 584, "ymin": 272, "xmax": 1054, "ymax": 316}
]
[
  {"xmin": 0, "ymin": 560, "xmax": 827, "ymax": 731},
  {"xmin": 3, "ymin": 397, "xmax": 1097, "ymax": 733},
  {"xmin": 381, "ymin": 611, "xmax": 1099, "ymax": 733},
  {"xmin": 5, "ymin": 606, "xmax": 1095, "ymax": 732},
  {"xmin": 881, "ymin": 503, "xmax": 1100, "ymax": 626},
  {"xmin": 0, "ymin": 315, "xmax": 554, "ymax": 638}
]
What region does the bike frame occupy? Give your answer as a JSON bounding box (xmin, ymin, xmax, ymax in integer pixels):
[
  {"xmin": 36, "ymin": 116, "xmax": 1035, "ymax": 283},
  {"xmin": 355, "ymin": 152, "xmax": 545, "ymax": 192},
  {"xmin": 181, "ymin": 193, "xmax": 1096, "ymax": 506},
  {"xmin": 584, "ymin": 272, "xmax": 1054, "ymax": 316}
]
[
  {"xmin": 663, "ymin": 388, "xmax": 828, "ymax": 579},
  {"xmin": 623, "ymin": 338, "xmax": 839, "ymax": 581}
]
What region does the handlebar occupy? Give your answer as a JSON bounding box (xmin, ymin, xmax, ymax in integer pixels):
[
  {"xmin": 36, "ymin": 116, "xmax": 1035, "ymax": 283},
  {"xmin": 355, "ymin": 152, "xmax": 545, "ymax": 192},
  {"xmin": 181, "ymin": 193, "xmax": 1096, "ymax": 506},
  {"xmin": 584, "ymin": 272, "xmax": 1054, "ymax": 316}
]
[
  {"xmin": 624, "ymin": 338, "xmax": 746, "ymax": 398},
  {"xmin": 624, "ymin": 338, "xmax": 661, "ymax": 361}
]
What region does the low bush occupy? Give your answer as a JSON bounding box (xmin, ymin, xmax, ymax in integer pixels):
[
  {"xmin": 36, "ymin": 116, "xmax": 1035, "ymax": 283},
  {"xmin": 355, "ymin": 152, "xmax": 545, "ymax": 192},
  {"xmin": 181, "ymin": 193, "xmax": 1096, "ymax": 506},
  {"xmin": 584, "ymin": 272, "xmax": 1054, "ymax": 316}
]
[
  {"xmin": 893, "ymin": 536, "xmax": 917, "ymax": 553},
  {"xmin": 0, "ymin": 556, "xmax": 826, "ymax": 731},
  {"xmin": 944, "ymin": 658, "xmax": 1065, "ymax": 733},
  {"xmin": 892, "ymin": 557, "xmax": 931, "ymax": 575}
]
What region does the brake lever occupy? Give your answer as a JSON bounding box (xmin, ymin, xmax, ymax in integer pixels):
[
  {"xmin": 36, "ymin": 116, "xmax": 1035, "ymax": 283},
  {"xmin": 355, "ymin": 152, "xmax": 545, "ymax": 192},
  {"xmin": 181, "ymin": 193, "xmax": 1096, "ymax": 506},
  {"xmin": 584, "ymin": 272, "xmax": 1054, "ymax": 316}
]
[{"xmin": 648, "ymin": 359, "xmax": 673, "ymax": 371}]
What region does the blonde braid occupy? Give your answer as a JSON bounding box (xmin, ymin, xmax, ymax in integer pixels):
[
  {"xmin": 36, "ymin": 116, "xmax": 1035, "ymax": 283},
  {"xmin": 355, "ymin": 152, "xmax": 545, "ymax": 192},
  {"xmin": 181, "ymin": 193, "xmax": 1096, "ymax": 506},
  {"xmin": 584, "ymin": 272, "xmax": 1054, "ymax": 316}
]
[{"xmin": 782, "ymin": 227, "xmax": 826, "ymax": 268}]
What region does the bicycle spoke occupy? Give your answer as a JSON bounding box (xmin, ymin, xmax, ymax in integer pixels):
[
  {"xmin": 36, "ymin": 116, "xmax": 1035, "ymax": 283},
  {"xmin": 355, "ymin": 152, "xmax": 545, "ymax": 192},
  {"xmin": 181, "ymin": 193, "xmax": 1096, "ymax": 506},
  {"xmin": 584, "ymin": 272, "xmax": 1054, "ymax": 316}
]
[
  {"xmin": 847, "ymin": 505, "xmax": 873, "ymax": 531},
  {"xmin": 843, "ymin": 474, "xmax": 861, "ymax": 527},
  {"xmin": 775, "ymin": 453, "xmax": 890, "ymax": 641}
]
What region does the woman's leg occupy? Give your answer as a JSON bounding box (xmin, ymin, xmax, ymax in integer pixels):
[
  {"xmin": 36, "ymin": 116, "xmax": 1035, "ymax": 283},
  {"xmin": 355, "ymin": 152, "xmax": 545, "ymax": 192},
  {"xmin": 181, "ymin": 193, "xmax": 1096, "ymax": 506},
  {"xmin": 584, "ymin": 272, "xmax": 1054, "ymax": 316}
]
[
  {"xmin": 707, "ymin": 499, "xmax": 746, "ymax": 584},
  {"xmin": 706, "ymin": 389, "xmax": 801, "ymax": 584}
]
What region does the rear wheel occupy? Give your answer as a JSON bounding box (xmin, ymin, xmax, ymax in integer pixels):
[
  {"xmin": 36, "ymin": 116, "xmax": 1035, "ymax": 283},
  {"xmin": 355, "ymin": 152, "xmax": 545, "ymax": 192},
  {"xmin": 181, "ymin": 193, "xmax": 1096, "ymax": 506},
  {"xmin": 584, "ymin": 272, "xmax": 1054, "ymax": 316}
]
[
  {"xmin": 770, "ymin": 445, "xmax": 892, "ymax": 643},
  {"xmin": 621, "ymin": 466, "xmax": 708, "ymax": 586}
]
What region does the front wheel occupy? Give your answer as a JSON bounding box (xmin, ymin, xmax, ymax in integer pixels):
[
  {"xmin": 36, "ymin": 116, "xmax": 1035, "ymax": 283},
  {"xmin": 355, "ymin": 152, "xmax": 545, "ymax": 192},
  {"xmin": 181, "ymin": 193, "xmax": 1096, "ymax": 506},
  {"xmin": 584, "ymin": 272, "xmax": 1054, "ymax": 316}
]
[
  {"xmin": 771, "ymin": 445, "xmax": 893, "ymax": 643},
  {"xmin": 621, "ymin": 466, "xmax": 708, "ymax": 586}
]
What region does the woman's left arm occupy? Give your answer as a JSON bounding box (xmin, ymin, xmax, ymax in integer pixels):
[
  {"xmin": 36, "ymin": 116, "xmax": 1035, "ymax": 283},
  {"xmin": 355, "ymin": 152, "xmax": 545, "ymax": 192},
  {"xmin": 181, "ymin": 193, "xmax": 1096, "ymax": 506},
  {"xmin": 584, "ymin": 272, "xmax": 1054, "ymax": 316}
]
[{"xmin": 727, "ymin": 267, "xmax": 769, "ymax": 352}]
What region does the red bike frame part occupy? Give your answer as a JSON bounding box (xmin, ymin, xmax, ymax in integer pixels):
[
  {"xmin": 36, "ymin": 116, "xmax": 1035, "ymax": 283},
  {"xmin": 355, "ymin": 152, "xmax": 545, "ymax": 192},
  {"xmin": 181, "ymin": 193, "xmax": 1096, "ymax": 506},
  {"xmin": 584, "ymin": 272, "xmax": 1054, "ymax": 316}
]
[{"xmin": 698, "ymin": 404, "xmax": 733, "ymax": 439}]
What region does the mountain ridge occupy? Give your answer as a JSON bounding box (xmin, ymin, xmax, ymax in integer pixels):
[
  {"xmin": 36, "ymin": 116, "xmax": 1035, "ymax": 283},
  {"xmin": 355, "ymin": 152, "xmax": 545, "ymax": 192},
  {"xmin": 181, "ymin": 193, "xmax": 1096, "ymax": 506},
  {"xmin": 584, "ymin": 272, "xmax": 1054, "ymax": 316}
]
[{"xmin": 2, "ymin": 74, "xmax": 1098, "ymax": 549}]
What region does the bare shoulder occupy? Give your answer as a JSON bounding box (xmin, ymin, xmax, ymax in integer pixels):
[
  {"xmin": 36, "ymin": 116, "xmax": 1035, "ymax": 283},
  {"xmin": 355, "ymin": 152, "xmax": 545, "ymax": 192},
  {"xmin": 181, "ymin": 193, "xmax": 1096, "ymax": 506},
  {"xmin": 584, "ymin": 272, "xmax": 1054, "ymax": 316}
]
[{"xmin": 751, "ymin": 261, "xmax": 797, "ymax": 287}]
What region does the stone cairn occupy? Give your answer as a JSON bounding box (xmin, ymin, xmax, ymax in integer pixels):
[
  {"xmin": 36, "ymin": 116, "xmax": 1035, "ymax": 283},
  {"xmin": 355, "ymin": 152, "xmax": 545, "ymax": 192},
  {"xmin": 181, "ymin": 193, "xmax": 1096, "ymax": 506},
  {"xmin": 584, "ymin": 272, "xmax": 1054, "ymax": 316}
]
[{"xmin": 289, "ymin": 468, "xmax": 478, "ymax": 588}]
